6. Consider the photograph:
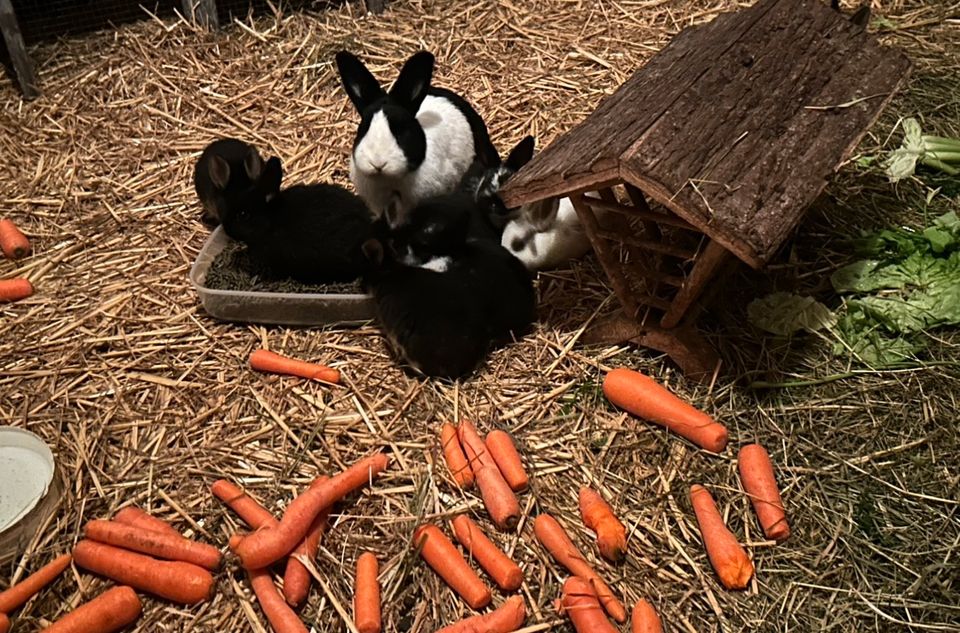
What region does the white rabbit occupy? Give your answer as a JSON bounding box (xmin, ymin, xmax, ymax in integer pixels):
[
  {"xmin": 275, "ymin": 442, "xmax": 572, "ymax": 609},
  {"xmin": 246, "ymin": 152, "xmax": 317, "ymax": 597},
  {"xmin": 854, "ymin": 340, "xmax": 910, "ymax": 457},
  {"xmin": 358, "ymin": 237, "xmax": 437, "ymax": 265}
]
[{"xmin": 501, "ymin": 195, "xmax": 602, "ymax": 271}]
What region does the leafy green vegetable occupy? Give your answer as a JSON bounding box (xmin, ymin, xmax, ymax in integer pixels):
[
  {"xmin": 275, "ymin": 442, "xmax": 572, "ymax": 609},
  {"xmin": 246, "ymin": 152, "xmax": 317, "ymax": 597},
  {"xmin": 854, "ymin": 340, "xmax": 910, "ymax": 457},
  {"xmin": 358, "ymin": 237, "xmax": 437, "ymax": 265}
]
[
  {"xmin": 747, "ymin": 292, "xmax": 836, "ymax": 336},
  {"xmin": 884, "ymin": 118, "xmax": 960, "ymax": 182}
]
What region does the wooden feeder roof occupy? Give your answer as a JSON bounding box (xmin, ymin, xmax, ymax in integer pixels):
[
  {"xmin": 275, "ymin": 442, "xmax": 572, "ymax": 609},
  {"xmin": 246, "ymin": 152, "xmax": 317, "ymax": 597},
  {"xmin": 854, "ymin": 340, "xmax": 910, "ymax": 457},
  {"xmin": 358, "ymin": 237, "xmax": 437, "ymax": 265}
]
[{"xmin": 498, "ymin": 0, "xmax": 911, "ymax": 269}]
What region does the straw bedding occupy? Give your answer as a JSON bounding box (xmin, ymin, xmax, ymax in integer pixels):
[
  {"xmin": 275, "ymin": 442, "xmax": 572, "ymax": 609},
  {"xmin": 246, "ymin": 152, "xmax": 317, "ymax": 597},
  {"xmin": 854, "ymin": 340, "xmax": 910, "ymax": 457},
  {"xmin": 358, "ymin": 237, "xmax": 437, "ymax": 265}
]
[{"xmin": 1, "ymin": 0, "xmax": 958, "ymax": 631}]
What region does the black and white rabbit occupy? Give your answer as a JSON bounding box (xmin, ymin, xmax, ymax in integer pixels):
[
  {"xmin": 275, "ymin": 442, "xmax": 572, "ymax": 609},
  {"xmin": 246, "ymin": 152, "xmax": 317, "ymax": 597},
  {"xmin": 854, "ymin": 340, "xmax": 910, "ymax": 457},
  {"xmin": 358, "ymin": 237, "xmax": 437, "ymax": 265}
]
[
  {"xmin": 458, "ymin": 135, "xmax": 536, "ymax": 241},
  {"xmin": 193, "ymin": 138, "xmax": 266, "ymax": 227},
  {"xmin": 361, "ymin": 196, "xmax": 535, "ymax": 380},
  {"xmin": 219, "ymin": 155, "xmax": 374, "ymax": 284},
  {"xmin": 335, "ymin": 50, "xmax": 499, "ymax": 227}
]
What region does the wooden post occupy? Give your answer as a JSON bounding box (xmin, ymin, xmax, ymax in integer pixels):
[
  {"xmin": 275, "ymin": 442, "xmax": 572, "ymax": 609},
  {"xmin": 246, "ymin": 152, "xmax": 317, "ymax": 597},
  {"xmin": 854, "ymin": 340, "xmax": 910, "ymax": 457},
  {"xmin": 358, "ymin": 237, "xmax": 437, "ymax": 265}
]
[
  {"xmin": 366, "ymin": 0, "xmax": 388, "ymax": 13},
  {"xmin": 660, "ymin": 238, "xmax": 732, "ymax": 328},
  {"xmin": 0, "ymin": 0, "xmax": 39, "ymax": 99},
  {"xmin": 182, "ymin": 0, "xmax": 219, "ymax": 30}
]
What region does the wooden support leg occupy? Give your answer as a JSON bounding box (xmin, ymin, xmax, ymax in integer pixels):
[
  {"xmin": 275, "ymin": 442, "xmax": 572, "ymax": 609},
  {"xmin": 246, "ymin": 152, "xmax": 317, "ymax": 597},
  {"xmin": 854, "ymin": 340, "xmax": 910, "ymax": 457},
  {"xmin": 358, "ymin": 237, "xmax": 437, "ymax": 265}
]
[
  {"xmin": 0, "ymin": 0, "xmax": 39, "ymax": 99},
  {"xmin": 660, "ymin": 238, "xmax": 732, "ymax": 328},
  {"xmin": 182, "ymin": 0, "xmax": 219, "ymax": 30}
]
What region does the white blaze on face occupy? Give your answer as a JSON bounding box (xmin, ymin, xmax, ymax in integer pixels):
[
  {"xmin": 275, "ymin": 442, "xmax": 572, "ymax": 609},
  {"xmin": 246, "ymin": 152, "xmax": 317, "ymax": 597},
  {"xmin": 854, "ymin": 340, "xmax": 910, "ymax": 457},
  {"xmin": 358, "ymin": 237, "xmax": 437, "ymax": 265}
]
[
  {"xmin": 354, "ymin": 111, "xmax": 408, "ymax": 178},
  {"xmin": 420, "ymin": 256, "xmax": 452, "ymax": 273}
]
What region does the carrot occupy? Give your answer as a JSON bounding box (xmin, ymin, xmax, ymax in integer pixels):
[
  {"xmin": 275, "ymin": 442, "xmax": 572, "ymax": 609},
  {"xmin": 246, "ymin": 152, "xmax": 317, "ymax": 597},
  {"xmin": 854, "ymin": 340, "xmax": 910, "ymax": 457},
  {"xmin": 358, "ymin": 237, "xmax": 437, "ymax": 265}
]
[
  {"xmin": 84, "ymin": 519, "xmax": 222, "ymax": 571},
  {"xmin": 484, "ymin": 431, "xmax": 528, "ymax": 492},
  {"xmin": 72, "ymin": 540, "xmax": 214, "ymax": 604},
  {"xmin": 533, "ymin": 514, "xmax": 626, "ymax": 623},
  {"xmin": 0, "ymin": 278, "xmax": 32, "ymax": 303},
  {"xmin": 474, "ymin": 466, "xmax": 522, "ymax": 532},
  {"xmin": 559, "ymin": 576, "xmax": 618, "ymax": 633},
  {"xmin": 434, "ymin": 595, "xmax": 526, "ymax": 633},
  {"xmin": 738, "ymin": 444, "xmax": 790, "ymax": 542},
  {"xmin": 689, "ymin": 485, "xmax": 754, "ymax": 590},
  {"xmin": 0, "ymin": 613, "xmax": 7, "ymax": 633},
  {"xmin": 414, "ymin": 524, "xmax": 491, "ymax": 610},
  {"xmin": 248, "ymin": 567, "xmax": 308, "ymax": 633},
  {"xmin": 233, "ymin": 453, "xmax": 389, "ymax": 570},
  {"xmin": 579, "ymin": 487, "xmax": 627, "ymax": 563},
  {"xmin": 113, "ymin": 506, "xmax": 180, "ymax": 537},
  {"xmin": 283, "ymin": 476, "xmax": 332, "ymax": 607},
  {"xmin": 0, "ymin": 219, "xmax": 30, "ymax": 260},
  {"xmin": 0, "ymin": 553, "xmax": 72, "ymax": 613},
  {"xmin": 41, "ymin": 585, "xmax": 141, "ymax": 633},
  {"xmin": 250, "ymin": 349, "xmax": 340, "ymax": 384},
  {"xmin": 457, "ymin": 421, "xmax": 497, "ymax": 471},
  {"xmin": 450, "ymin": 515, "xmax": 523, "ymax": 592},
  {"xmin": 631, "ymin": 599, "xmax": 663, "ymax": 633},
  {"xmin": 602, "ymin": 368, "xmax": 728, "ymax": 452},
  {"xmin": 354, "ymin": 552, "xmax": 381, "ymax": 633},
  {"xmin": 211, "ymin": 479, "xmax": 280, "ymax": 530},
  {"xmin": 440, "ymin": 423, "xmax": 474, "ymax": 489}
]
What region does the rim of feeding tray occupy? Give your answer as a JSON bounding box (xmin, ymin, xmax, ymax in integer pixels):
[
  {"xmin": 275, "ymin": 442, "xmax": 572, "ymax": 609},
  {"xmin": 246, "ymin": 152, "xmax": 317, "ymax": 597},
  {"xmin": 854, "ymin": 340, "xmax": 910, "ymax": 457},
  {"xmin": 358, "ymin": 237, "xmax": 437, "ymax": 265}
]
[{"xmin": 0, "ymin": 427, "xmax": 56, "ymax": 535}]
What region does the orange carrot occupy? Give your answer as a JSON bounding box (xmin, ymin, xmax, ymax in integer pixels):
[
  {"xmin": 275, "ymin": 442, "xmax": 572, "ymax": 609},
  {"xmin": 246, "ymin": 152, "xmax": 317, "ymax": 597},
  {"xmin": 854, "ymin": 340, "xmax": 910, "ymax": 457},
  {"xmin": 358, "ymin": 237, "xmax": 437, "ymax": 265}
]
[
  {"xmin": 559, "ymin": 576, "xmax": 618, "ymax": 633},
  {"xmin": 284, "ymin": 476, "xmax": 332, "ymax": 607},
  {"xmin": 631, "ymin": 599, "xmax": 663, "ymax": 633},
  {"xmin": 484, "ymin": 431, "xmax": 528, "ymax": 492},
  {"xmin": 83, "ymin": 520, "xmax": 222, "ymax": 571},
  {"xmin": 250, "ymin": 349, "xmax": 340, "ymax": 384},
  {"xmin": 579, "ymin": 487, "xmax": 627, "ymax": 563},
  {"xmin": 457, "ymin": 421, "xmax": 497, "ymax": 471},
  {"xmin": 41, "ymin": 585, "xmax": 141, "ymax": 633},
  {"xmin": 0, "ymin": 613, "xmax": 8, "ymax": 633},
  {"xmin": 441, "ymin": 423, "xmax": 474, "ymax": 489},
  {"xmin": 0, "ymin": 553, "xmax": 72, "ymax": 613},
  {"xmin": 738, "ymin": 444, "xmax": 790, "ymax": 542},
  {"xmin": 248, "ymin": 567, "xmax": 308, "ymax": 633},
  {"xmin": 0, "ymin": 278, "xmax": 32, "ymax": 303},
  {"xmin": 0, "ymin": 219, "xmax": 30, "ymax": 260},
  {"xmin": 435, "ymin": 595, "xmax": 526, "ymax": 633},
  {"xmin": 211, "ymin": 479, "xmax": 280, "ymax": 530},
  {"xmin": 533, "ymin": 514, "xmax": 626, "ymax": 623},
  {"xmin": 474, "ymin": 466, "xmax": 522, "ymax": 532},
  {"xmin": 451, "ymin": 515, "xmax": 523, "ymax": 592},
  {"xmin": 113, "ymin": 506, "xmax": 180, "ymax": 537},
  {"xmin": 354, "ymin": 552, "xmax": 381, "ymax": 633},
  {"xmin": 72, "ymin": 540, "xmax": 214, "ymax": 604},
  {"xmin": 233, "ymin": 453, "xmax": 389, "ymax": 570},
  {"xmin": 602, "ymin": 368, "xmax": 728, "ymax": 452},
  {"xmin": 414, "ymin": 524, "xmax": 491, "ymax": 610},
  {"xmin": 689, "ymin": 485, "xmax": 754, "ymax": 590}
]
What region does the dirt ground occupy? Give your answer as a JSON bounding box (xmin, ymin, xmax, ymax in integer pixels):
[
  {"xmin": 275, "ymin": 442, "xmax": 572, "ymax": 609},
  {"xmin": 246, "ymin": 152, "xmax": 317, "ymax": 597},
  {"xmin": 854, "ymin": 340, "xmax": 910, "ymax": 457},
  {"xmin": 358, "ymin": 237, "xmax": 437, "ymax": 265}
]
[{"xmin": 1, "ymin": 0, "xmax": 958, "ymax": 631}]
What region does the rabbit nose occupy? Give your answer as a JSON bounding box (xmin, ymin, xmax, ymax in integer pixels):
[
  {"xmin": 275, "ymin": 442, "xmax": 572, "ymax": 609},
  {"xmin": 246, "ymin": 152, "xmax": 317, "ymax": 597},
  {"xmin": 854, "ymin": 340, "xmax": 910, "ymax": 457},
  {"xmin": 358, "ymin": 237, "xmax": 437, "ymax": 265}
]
[{"xmin": 370, "ymin": 161, "xmax": 387, "ymax": 173}]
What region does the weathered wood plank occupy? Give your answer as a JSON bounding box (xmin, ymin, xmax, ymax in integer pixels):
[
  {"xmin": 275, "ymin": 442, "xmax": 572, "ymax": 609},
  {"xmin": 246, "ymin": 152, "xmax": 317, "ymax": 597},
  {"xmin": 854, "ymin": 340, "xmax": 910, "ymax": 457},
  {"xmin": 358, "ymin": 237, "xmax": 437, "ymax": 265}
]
[{"xmin": 0, "ymin": 0, "xmax": 39, "ymax": 98}]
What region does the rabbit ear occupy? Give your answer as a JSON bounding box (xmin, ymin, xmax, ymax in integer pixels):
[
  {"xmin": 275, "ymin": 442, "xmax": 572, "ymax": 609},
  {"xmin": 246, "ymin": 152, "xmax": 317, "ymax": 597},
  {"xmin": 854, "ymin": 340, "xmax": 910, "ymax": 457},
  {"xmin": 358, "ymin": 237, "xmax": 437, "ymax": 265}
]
[
  {"xmin": 505, "ymin": 136, "xmax": 535, "ymax": 171},
  {"xmin": 361, "ymin": 238, "xmax": 384, "ymax": 265},
  {"xmin": 259, "ymin": 157, "xmax": 283, "ymax": 197},
  {"xmin": 336, "ymin": 51, "xmax": 385, "ymax": 112},
  {"xmin": 208, "ymin": 155, "xmax": 231, "ymax": 189},
  {"xmin": 244, "ymin": 149, "xmax": 263, "ymax": 181},
  {"xmin": 389, "ymin": 51, "xmax": 433, "ymax": 112},
  {"xmin": 526, "ymin": 198, "xmax": 560, "ymax": 231}
]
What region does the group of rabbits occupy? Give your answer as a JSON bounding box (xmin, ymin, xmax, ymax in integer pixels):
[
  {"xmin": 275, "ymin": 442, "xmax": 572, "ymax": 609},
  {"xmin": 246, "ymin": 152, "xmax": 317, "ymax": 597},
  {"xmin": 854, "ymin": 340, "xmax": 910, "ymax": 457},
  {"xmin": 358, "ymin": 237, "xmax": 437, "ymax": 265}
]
[{"xmin": 193, "ymin": 50, "xmax": 596, "ymax": 379}]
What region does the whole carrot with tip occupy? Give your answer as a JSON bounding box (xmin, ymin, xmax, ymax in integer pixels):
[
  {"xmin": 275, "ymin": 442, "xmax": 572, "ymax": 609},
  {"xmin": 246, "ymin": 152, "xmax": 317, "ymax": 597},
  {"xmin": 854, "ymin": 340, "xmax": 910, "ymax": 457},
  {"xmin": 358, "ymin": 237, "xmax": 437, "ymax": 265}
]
[
  {"xmin": 738, "ymin": 444, "xmax": 790, "ymax": 541},
  {"xmin": 434, "ymin": 595, "xmax": 526, "ymax": 633},
  {"xmin": 559, "ymin": 576, "xmax": 618, "ymax": 633},
  {"xmin": 250, "ymin": 349, "xmax": 340, "ymax": 384},
  {"xmin": 248, "ymin": 567, "xmax": 308, "ymax": 633},
  {"xmin": 113, "ymin": 506, "xmax": 180, "ymax": 537},
  {"xmin": 284, "ymin": 476, "xmax": 332, "ymax": 607},
  {"xmin": 451, "ymin": 515, "xmax": 523, "ymax": 592},
  {"xmin": 458, "ymin": 422, "xmax": 520, "ymax": 530},
  {"xmin": 440, "ymin": 423, "xmax": 474, "ymax": 489},
  {"xmin": 0, "ymin": 553, "xmax": 72, "ymax": 613},
  {"xmin": 0, "ymin": 219, "xmax": 30, "ymax": 259},
  {"xmin": 631, "ymin": 599, "xmax": 663, "ymax": 633},
  {"xmin": 689, "ymin": 485, "xmax": 754, "ymax": 590},
  {"xmin": 484, "ymin": 431, "xmax": 528, "ymax": 492},
  {"xmin": 579, "ymin": 486, "xmax": 627, "ymax": 563},
  {"xmin": 84, "ymin": 519, "xmax": 222, "ymax": 570},
  {"xmin": 354, "ymin": 552, "xmax": 381, "ymax": 633},
  {"xmin": 414, "ymin": 524, "xmax": 491, "ymax": 610},
  {"xmin": 0, "ymin": 278, "xmax": 32, "ymax": 303},
  {"xmin": 603, "ymin": 368, "xmax": 728, "ymax": 452},
  {"xmin": 41, "ymin": 585, "xmax": 141, "ymax": 633}
]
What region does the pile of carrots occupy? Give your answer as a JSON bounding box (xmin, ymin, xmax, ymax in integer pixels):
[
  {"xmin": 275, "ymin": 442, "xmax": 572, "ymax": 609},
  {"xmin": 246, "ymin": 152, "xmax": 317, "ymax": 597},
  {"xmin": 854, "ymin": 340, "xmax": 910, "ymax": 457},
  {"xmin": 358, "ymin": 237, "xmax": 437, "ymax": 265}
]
[{"xmin": 0, "ymin": 218, "xmax": 33, "ymax": 304}]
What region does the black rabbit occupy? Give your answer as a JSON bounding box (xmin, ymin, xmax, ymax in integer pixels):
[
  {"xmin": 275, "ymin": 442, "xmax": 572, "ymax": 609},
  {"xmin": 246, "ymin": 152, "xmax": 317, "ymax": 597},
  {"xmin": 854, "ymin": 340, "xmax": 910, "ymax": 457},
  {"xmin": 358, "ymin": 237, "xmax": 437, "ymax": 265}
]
[
  {"xmin": 193, "ymin": 138, "xmax": 266, "ymax": 228},
  {"xmin": 219, "ymin": 156, "xmax": 374, "ymax": 284}
]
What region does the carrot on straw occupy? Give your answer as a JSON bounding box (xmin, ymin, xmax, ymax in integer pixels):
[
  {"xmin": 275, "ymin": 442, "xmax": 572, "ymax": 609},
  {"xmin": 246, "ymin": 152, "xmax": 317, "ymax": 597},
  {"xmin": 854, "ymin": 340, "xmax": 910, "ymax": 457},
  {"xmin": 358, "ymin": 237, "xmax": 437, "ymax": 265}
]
[
  {"xmin": 738, "ymin": 444, "xmax": 790, "ymax": 542},
  {"xmin": 0, "ymin": 219, "xmax": 30, "ymax": 260},
  {"xmin": 0, "ymin": 278, "xmax": 32, "ymax": 303},
  {"xmin": 689, "ymin": 485, "xmax": 754, "ymax": 590},
  {"xmin": 113, "ymin": 506, "xmax": 180, "ymax": 537},
  {"xmin": 440, "ymin": 423, "xmax": 474, "ymax": 489},
  {"xmin": 414, "ymin": 524, "xmax": 491, "ymax": 610},
  {"xmin": 631, "ymin": 599, "xmax": 663, "ymax": 633},
  {"xmin": 284, "ymin": 476, "xmax": 332, "ymax": 607},
  {"xmin": 0, "ymin": 613, "xmax": 8, "ymax": 633},
  {"xmin": 451, "ymin": 515, "xmax": 523, "ymax": 592},
  {"xmin": 474, "ymin": 466, "xmax": 522, "ymax": 532},
  {"xmin": 559, "ymin": 576, "xmax": 618, "ymax": 633},
  {"xmin": 457, "ymin": 421, "xmax": 497, "ymax": 471},
  {"xmin": 42, "ymin": 585, "xmax": 142, "ymax": 633},
  {"xmin": 533, "ymin": 514, "xmax": 626, "ymax": 623},
  {"xmin": 484, "ymin": 431, "xmax": 528, "ymax": 492},
  {"xmin": 435, "ymin": 595, "xmax": 526, "ymax": 633},
  {"xmin": 0, "ymin": 553, "xmax": 72, "ymax": 613},
  {"xmin": 354, "ymin": 552, "xmax": 381, "ymax": 633},
  {"xmin": 83, "ymin": 520, "xmax": 222, "ymax": 571},
  {"xmin": 248, "ymin": 567, "xmax": 308, "ymax": 633},
  {"xmin": 211, "ymin": 479, "xmax": 280, "ymax": 530},
  {"xmin": 72, "ymin": 540, "xmax": 214, "ymax": 604},
  {"xmin": 579, "ymin": 487, "xmax": 627, "ymax": 563},
  {"xmin": 250, "ymin": 349, "xmax": 340, "ymax": 384},
  {"xmin": 233, "ymin": 453, "xmax": 389, "ymax": 570},
  {"xmin": 602, "ymin": 368, "xmax": 728, "ymax": 453}
]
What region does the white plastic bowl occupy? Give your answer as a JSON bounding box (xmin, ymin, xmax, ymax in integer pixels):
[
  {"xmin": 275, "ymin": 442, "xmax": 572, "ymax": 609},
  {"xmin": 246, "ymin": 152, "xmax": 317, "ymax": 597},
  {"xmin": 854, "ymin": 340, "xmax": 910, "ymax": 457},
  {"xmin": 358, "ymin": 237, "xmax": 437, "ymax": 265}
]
[{"xmin": 0, "ymin": 427, "xmax": 60, "ymax": 563}]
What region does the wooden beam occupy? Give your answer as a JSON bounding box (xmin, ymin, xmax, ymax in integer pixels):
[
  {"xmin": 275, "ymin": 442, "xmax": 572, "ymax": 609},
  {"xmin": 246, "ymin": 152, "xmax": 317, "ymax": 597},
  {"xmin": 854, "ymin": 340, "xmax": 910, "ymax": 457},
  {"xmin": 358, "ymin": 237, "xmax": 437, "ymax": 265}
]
[
  {"xmin": 660, "ymin": 239, "xmax": 732, "ymax": 328},
  {"xmin": 594, "ymin": 229, "xmax": 697, "ymax": 260},
  {"xmin": 182, "ymin": 0, "xmax": 219, "ymax": 30},
  {"xmin": 0, "ymin": 0, "xmax": 39, "ymax": 99}
]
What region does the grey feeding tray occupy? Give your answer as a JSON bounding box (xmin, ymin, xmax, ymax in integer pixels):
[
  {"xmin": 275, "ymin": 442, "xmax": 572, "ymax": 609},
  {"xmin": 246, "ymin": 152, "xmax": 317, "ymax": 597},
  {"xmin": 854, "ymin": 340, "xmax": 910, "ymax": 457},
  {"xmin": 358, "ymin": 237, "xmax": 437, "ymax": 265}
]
[{"xmin": 190, "ymin": 227, "xmax": 375, "ymax": 326}]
